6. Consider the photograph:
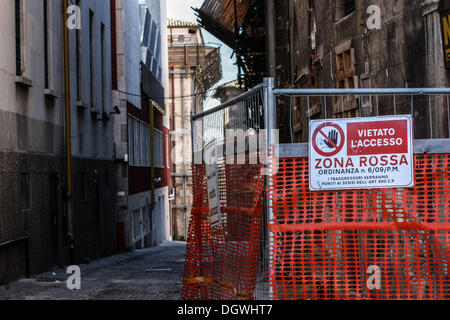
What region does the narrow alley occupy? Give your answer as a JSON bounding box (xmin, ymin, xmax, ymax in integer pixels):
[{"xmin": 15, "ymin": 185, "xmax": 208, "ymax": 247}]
[
  {"xmin": 1, "ymin": 0, "xmax": 450, "ymax": 305},
  {"xmin": 0, "ymin": 242, "xmax": 185, "ymax": 300}
]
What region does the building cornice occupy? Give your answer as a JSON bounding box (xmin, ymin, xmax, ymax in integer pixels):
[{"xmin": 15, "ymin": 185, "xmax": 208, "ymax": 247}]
[{"xmin": 422, "ymin": 0, "xmax": 440, "ymax": 16}]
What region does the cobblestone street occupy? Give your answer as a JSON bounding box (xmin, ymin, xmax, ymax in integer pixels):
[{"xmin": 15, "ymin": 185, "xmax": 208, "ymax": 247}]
[{"xmin": 0, "ymin": 242, "xmax": 186, "ymax": 300}]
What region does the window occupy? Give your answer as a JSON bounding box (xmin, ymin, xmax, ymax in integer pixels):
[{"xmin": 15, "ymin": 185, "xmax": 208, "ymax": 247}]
[
  {"xmin": 152, "ymin": 32, "xmax": 160, "ymax": 74},
  {"xmin": 154, "ymin": 129, "xmax": 164, "ymax": 168},
  {"xmin": 15, "ymin": 0, "xmax": 22, "ymax": 76},
  {"xmin": 134, "ymin": 118, "xmax": 140, "ymax": 164},
  {"xmin": 128, "ymin": 115, "xmax": 151, "ymax": 167},
  {"xmin": 89, "ymin": 10, "xmax": 95, "ymax": 109},
  {"xmin": 140, "ymin": 8, "xmax": 162, "ymax": 81},
  {"xmin": 76, "ymin": 0, "xmax": 82, "ymax": 101},
  {"xmin": 128, "ymin": 117, "xmax": 134, "ymax": 164},
  {"xmin": 333, "ymin": 40, "xmax": 359, "ymax": 118},
  {"xmin": 43, "ymin": 0, "xmax": 49, "ymax": 88},
  {"xmin": 166, "ymin": 134, "xmax": 170, "ymax": 168},
  {"xmin": 336, "ymin": 0, "xmax": 355, "ymax": 21},
  {"xmin": 101, "ymin": 23, "xmax": 106, "ymax": 112}
]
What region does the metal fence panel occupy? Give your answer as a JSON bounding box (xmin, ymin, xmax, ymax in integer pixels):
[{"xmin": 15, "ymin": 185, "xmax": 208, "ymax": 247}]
[{"xmin": 186, "ymin": 80, "xmax": 450, "ymax": 300}]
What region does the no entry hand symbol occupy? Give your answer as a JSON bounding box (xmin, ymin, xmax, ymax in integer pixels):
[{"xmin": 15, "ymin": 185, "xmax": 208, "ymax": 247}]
[{"xmin": 312, "ymin": 122, "xmax": 345, "ymax": 157}]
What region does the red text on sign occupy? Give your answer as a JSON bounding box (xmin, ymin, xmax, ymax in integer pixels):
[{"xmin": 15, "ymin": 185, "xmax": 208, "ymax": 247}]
[
  {"xmin": 347, "ymin": 120, "xmax": 408, "ymax": 156},
  {"xmin": 315, "ymin": 154, "xmax": 409, "ymax": 169}
]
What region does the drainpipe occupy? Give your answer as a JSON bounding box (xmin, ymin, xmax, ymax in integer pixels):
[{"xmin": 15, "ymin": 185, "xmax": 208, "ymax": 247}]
[{"xmin": 63, "ymin": 0, "xmax": 74, "ymax": 263}]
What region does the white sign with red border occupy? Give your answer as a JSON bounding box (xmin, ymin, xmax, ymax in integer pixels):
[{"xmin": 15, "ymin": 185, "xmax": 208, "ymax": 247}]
[
  {"xmin": 204, "ymin": 140, "xmax": 221, "ymax": 227},
  {"xmin": 309, "ymin": 115, "xmax": 414, "ymax": 191}
]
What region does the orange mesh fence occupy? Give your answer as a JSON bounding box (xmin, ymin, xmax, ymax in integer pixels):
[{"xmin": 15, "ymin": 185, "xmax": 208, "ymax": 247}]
[
  {"xmin": 267, "ymin": 154, "xmax": 450, "ymax": 300},
  {"xmin": 182, "ymin": 157, "xmax": 265, "ymax": 300}
]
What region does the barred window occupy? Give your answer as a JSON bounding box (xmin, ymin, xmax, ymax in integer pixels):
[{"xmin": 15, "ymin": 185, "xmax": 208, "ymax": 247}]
[
  {"xmin": 344, "ymin": 0, "xmax": 355, "ymax": 16},
  {"xmin": 15, "ymin": 0, "xmax": 22, "ymax": 76},
  {"xmin": 128, "ymin": 115, "xmax": 151, "ymax": 167},
  {"xmin": 336, "ymin": 0, "xmax": 356, "ymax": 21},
  {"xmin": 334, "ymin": 40, "xmax": 359, "ymax": 118},
  {"xmin": 154, "ymin": 129, "xmax": 164, "ymax": 168}
]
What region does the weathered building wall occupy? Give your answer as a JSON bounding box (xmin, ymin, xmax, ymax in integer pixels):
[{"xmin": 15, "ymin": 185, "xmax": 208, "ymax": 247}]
[
  {"xmin": 0, "ymin": 153, "xmax": 63, "ymax": 283},
  {"xmin": 1, "ymin": 0, "xmax": 119, "ymax": 283},
  {"xmin": 197, "ymin": 0, "xmax": 449, "ymax": 140},
  {"xmin": 286, "ymin": 0, "xmax": 450, "ymax": 142},
  {"xmin": 70, "ymin": 0, "xmax": 114, "ymax": 160}
]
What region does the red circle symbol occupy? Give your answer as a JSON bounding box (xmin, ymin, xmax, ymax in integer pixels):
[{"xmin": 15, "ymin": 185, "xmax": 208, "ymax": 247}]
[{"xmin": 312, "ymin": 122, "xmax": 345, "ymax": 157}]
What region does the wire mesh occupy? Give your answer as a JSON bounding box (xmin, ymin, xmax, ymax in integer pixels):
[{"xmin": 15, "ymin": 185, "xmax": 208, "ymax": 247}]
[
  {"xmin": 182, "ymin": 155, "xmax": 265, "ymax": 300},
  {"xmin": 187, "ymin": 85, "xmax": 450, "ymax": 300},
  {"xmin": 193, "ymin": 90, "xmax": 265, "ymax": 152},
  {"xmin": 267, "ymin": 154, "xmax": 450, "ymax": 300},
  {"xmin": 185, "ymin": 86, "xmax": 269, "ymax": 300}
]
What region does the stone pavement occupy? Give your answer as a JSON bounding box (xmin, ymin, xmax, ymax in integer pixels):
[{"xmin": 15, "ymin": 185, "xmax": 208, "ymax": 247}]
[{"xmin": 0, "ymin": 241, "xmax": 186, "ymax": 300}]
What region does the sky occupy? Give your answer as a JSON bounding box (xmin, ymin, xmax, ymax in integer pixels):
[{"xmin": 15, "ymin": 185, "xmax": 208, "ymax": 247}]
[{"xmin": 166, "ymin": 0, "xmax": 237, "ymax": 110}]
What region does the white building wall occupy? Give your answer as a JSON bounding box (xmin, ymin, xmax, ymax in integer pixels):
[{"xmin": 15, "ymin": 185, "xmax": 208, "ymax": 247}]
[{"xmin": 0, "ymin": 0, "xmax": 64, "ymax": 154}]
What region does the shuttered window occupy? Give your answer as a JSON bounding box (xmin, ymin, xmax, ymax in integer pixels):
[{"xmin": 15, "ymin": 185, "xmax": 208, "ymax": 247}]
[
  {"xmin": 334, "ymin": 40, "xmax": 359, "ymax": 118},
  {"xmin": 43, "ymin": 0, "xmax": 49, "ymax": 88},
  {"xmin": 128, "ymin": 115, "xmax": 152, "ymax": 168},
  {"xmin": 154, "ymin": 129, "xmax": 164, "ymax": 168},
  {"xmin": 336, "ymin": 0, "xmax": 356, "ymax": 21}
]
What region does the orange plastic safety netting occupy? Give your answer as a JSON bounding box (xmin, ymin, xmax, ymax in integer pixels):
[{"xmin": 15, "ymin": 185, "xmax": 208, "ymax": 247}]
[
  {"xmin": 267, "ymin": 154, "xmax": 450, "ymax": 300},
  {"xmin": 182, "ymin": 157, "xmax": 265, "ymax": 300}
]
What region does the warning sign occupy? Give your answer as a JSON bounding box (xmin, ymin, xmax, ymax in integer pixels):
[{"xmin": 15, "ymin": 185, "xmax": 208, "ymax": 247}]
[
  {"xmin": 204, "ymin": 140, "xmax": 221, "ymax": 227},
  {"xmin": 309, "ymin": 116, "xmax": 414, "ymax": 191}
]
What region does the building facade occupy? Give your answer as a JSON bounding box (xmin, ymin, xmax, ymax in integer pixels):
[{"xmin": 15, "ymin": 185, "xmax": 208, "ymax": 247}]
[
  {"xmin": 111, "ymin": 0, "xmax": 170, "ymax": 250},
  {"xmin": 69, "ymin": 0, "xmax": 117, "ymax": 267},
  {"xmin": 0, "ymin": 0, "xmax": 117, "ymax": 284},
  {"xmin": 196, "ymin": 0, "xmax": 450, "ymax": 142},
  {"xmin": 168, "ymin": 20, "xmax": 222, "ymax": 240}
]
